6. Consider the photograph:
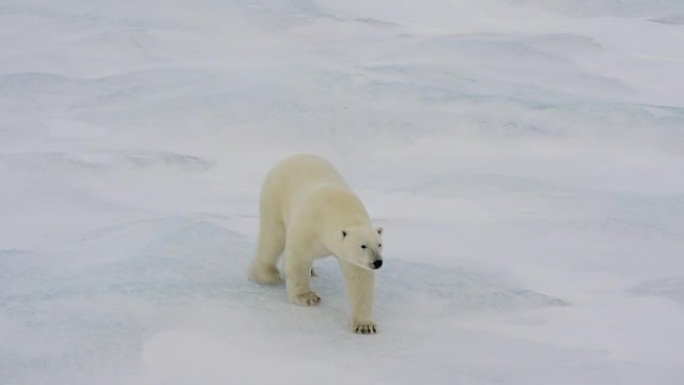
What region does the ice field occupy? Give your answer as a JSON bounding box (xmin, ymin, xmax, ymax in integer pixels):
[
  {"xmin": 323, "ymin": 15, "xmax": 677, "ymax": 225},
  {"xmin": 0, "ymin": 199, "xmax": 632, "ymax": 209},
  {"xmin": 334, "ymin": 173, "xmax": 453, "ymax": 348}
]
[{"xmin": 1, "ymin": 1, "xmax": 684, "ymax": 384}]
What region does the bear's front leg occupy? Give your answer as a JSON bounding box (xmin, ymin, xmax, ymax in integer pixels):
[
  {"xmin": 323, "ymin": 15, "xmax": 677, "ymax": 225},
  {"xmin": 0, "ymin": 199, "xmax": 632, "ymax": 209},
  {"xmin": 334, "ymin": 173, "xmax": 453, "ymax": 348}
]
[
  {"xmin": 283, "ymin": 247, "xmax": 321, "ymax": 306},
  {"xmin": 338, "ymin": 259, "xmax": 377, "ymax": 334}
]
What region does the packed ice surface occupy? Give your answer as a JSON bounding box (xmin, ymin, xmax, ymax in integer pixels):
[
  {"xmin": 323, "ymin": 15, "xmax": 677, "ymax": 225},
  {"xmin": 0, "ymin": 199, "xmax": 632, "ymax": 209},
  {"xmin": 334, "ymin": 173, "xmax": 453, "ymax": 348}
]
[{"xmin": 1, "ymin": 1, "xmax": 684, "ymax": 384}]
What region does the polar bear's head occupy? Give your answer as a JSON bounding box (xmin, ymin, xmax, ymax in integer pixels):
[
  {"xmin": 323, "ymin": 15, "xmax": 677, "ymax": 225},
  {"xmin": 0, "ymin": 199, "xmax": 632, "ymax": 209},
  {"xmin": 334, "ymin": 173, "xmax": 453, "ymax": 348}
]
[{"xmin": 338, "ymin": 225, "xmax": 384, "ymax": 270}]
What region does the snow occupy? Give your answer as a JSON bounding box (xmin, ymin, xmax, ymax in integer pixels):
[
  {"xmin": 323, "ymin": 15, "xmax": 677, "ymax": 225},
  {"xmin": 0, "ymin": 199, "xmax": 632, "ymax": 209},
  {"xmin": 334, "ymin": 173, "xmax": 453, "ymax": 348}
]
[{"xmin": 1, "ymin": 0, "xmax": 684, "ymax": 384}]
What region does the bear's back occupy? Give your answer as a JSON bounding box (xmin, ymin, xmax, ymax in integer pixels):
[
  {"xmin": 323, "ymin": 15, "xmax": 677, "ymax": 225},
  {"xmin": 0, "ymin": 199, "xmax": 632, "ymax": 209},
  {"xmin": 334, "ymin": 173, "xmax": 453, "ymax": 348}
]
[
  {"xmin": 269, "ymin": 154, "xmax": 347, "ymax": 191},
  {"xmin": 261, "ymin": 154, "xmax": 350, "ymax": 224}
]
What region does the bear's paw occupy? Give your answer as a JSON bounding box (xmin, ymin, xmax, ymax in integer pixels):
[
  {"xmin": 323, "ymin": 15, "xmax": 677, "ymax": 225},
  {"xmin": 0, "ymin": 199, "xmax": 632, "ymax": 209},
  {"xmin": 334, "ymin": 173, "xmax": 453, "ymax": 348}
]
[
  {"xmin": 353, "ymin": 321, "xmax": 377, "ymax": 335},
  {"xmin": 292, "ymin": 290, "xmax": 321, "ymax": 306}
]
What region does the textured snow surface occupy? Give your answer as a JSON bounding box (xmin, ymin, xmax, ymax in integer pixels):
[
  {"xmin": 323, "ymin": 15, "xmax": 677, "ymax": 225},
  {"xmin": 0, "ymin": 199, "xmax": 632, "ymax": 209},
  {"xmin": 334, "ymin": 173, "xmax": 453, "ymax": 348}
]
[{"xmin": 1, "ymin": 1, "xmax": 684, "ymax": 384}]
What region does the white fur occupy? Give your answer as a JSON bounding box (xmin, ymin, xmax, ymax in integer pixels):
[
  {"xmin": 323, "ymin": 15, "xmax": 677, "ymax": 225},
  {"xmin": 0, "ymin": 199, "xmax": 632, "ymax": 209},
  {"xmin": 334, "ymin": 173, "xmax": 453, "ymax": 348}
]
[{"xmin": 249, "ymin": 154, "xmax": 384, "ymax": 334}]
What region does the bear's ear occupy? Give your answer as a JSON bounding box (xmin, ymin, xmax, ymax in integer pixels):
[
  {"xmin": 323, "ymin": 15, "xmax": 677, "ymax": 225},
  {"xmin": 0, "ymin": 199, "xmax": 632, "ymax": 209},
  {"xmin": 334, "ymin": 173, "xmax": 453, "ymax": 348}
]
[
  {"xmin": 342, "ymin": 230, "xmax": 347, "ymax": 239},
  {"xmin": 376, "ymin": 226, "xmax": 383, "ymax": 236}
]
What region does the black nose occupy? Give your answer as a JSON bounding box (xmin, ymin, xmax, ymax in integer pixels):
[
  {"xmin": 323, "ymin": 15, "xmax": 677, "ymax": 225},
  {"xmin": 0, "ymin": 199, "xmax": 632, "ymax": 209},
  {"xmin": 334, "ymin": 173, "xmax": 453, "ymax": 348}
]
[{"xmin": 372, "ymin": 260, "xmax": 383, "ymax": 269}]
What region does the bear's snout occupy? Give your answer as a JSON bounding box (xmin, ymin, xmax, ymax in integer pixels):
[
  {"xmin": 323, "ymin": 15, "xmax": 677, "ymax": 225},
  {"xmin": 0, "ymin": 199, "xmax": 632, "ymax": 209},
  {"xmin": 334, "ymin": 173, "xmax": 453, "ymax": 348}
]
[{"xmin": 371, "ymin": 259, "xmax": 383, "ymax": 270}]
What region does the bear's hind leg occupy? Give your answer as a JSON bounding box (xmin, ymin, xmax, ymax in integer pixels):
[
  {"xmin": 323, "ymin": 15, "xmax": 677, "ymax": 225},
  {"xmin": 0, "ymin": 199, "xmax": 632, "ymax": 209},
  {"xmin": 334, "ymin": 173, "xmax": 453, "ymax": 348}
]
[{"xmin": 249, "ymin": 219, "xmax": 285, "ymax": 284}]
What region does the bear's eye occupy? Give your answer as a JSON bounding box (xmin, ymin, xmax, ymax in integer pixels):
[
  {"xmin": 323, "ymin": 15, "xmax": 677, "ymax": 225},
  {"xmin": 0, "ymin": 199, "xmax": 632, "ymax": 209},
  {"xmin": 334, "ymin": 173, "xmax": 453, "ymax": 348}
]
[
  {"xmin": 360, "ymin": 245, "xmax": 367, "ymax": 249},
  {"xmin": 378, "ymin": 244, "xmax": 382, "ymax": 248}
]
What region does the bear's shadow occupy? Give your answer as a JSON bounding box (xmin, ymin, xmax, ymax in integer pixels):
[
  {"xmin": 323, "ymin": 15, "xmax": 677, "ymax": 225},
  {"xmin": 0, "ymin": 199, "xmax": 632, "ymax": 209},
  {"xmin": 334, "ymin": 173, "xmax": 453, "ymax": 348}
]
[
  {"xmin": 4, "ymin": 216, "xmax": 568, "ymax": 335},
  {"xmin": 305, "ymin": 257, "xmax": 568, "ymax": 319}
]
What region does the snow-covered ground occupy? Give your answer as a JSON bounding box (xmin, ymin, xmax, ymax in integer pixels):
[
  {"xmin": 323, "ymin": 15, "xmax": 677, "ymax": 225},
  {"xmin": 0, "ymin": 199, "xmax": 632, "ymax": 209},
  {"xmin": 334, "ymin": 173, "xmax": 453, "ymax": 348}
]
[{"xmin": 2, "ymin": 1, "xmax": 684, "ymax": 384}]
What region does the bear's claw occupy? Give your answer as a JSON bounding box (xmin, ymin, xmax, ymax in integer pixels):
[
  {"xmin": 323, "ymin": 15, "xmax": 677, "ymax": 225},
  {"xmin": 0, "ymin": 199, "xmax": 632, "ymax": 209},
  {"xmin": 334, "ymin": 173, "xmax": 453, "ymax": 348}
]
[{"xmin": 353, "ymin": 322, "xmax": 377, "ymax": 334}]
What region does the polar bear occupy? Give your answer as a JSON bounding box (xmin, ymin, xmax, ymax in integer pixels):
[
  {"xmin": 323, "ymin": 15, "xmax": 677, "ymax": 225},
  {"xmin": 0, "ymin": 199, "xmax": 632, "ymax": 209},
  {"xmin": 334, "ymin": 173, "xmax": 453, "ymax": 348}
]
[{"xmin": 249, "ymin": 154, "xmax": 384, "ymax": 334}]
